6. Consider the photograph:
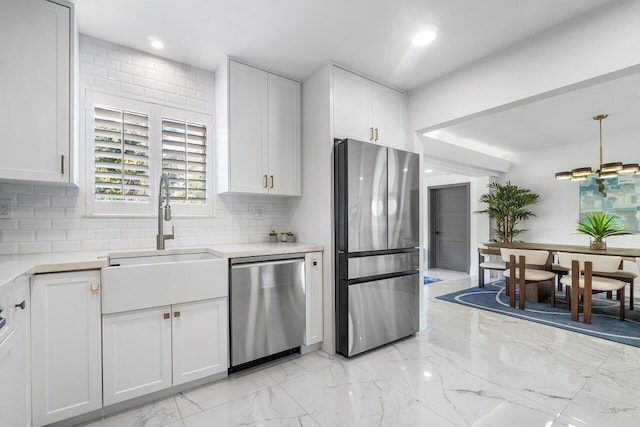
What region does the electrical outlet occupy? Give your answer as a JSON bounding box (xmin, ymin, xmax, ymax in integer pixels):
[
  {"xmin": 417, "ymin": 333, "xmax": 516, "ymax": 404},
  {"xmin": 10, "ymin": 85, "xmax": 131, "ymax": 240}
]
[
  {"xmin": 251, "ymin": 205, "xmax": 265, "ymax": 220},
  {"xmin": 0, "ymin": 199, "xmax": 11, "ymax": 218}
]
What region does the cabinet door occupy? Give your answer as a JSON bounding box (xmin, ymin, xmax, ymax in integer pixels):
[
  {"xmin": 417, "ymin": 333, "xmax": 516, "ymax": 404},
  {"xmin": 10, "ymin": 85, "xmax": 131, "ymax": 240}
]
[
  {"xmin": 31, "ymin": 270, "xmax": 102, "ymax": 426},
  {"xmin": 267, "ymin": 74, "xmax": 301, "ymax": 196},
  {"xmin": 0, "ymin": 0, "xmax": 71, "ymax": 182},
  {"xmin": 102, "ymin": 306, "xmax": 173, "ymax": 406},
  {"xmin": 229, "ymin": 60, "xmax": 269, "ymax": 193},
  {"xmin": 305, "ymin": 252, "xmax": 323, "ymax": 345},
  {"xmin": 371, "ymin": 83, "xmax": 408, "ymax": 150},
  {"xmin": 12, "ymin": 276, "xmax": 30, "ymax": 427},
  {"xmin": 172, "ymin": 298, "xmax": 228, "ymax": 385},
  {"xmin": 333, "ymin": 67, "xmax": 372, "ymax": 142}
]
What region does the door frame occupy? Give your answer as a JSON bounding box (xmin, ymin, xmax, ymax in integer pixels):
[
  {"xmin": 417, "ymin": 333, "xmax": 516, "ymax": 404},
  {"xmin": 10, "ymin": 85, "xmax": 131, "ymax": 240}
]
[{"xmin": 428, "ymin": 183, "xmax": 471, "ymax": 272}]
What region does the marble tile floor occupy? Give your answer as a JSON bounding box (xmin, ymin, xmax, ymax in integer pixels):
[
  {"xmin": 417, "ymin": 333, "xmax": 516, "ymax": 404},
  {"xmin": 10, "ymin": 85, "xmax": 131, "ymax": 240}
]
[{"xmin": 82, "ymin": 273, "xmax": 640, "ymax": 427}]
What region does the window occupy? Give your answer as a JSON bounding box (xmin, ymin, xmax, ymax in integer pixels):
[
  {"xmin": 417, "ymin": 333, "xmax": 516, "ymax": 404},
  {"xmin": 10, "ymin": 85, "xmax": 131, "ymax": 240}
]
[
  {"xmin": 94, "ymin": 107, "xmax": 150, "ymax": 202},
  {"xmin": 85, "ymin": 91, "xmax": 213, "ymax": 216},
  {"xmin": 161, "ymin": 118, "xmax": 207, "ymax": 204}
]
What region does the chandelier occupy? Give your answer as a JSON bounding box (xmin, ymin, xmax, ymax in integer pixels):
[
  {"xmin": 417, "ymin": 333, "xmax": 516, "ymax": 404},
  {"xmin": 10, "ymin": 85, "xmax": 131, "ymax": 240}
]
[{"xmin": 555, "ymin": 114, "xmax": 638, "ymax": 181}]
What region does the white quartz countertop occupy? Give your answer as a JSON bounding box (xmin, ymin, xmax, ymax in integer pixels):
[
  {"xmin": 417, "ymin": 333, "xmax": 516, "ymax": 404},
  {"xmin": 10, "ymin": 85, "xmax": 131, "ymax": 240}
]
[
  {"xmin": 208, "ymin": 242, "xmax": 324, "ymax": 258},
  {"xmin": 0, "ymin": 242, "xmax": 323, "ymax": 287}
]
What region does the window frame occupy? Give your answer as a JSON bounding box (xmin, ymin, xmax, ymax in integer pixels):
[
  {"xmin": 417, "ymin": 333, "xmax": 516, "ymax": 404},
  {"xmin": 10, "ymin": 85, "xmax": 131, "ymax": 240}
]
[{"xmin": 83, "ymin": 90, "xmax": 214, "ymax": 217}]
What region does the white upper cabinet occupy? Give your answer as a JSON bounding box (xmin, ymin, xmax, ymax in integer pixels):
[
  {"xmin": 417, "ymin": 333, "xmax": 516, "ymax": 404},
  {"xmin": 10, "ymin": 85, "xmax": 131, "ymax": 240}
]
[
  {"xmin": 0, "ymin": 0, "xmax": 73, "ymax": 183},
  {"xmin": 217, "ymin": 59, "xmax": 301, "ymax": 196},
  {"xmin": 333, "ymin": 66, "xmax": 409, "ymax": 151}
]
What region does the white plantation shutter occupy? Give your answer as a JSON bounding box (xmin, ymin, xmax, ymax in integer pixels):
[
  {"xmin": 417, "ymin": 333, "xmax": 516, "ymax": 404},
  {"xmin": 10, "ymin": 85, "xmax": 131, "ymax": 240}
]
[
  {"xmin": 161, "ymin": 118, "xmax": 207, "ymax": 204},
  {"xmin": 94, "ymin": 106, "xmax": 150, "ymax": 202}
]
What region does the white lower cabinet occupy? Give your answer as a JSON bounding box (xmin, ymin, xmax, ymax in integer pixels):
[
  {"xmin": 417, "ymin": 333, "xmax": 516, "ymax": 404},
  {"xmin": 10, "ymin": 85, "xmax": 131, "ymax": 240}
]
[
  {"xmin": 103, "ymin": 298, "xmax": 228, "ymax": 406},
  {"xmin": 305, "ymin": 252, "xmax": 323, "ymax": 345},
  {"xmin": 31, "ymin": 270, "xmax": 102, "ymax": 427}
]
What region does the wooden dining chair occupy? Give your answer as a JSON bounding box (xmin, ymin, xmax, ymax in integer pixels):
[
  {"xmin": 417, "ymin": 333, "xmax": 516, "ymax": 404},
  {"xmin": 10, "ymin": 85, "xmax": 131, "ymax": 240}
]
[
  {"xmin": 478, "ymin": 245, "xmax": 505, "ymax": 288},
  {"xmin": 500, "ymin": 248, "xmax": 556, "ymax": 310},
  {"xmin": 557, "ymin": 252, "xmax": 626, "ymax": 324}
]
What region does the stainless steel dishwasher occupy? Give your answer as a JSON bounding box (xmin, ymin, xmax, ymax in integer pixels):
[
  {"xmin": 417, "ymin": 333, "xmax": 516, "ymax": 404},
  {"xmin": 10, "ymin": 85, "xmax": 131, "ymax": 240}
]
[{"xmin": 230, "ymin": 253, "xmax": 305, "ymax": 369}]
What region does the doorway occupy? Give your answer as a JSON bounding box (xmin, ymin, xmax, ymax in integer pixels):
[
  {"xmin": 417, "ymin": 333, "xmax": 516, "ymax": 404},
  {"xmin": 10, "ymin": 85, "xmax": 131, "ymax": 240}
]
[{"xmin": 429, "ymin": 183, "xmax": 470, "ymax": 272}]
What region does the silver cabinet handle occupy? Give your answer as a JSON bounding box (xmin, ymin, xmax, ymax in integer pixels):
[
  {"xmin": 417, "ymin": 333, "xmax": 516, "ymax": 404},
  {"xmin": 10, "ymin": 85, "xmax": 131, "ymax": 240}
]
[
  {"xmin": 163, "ymin": 313, "xmax": 170, "ymax": 319},
  {"xmin": 263, "ymin": 175, "xmax": 268, "ymax": 188},
  {"xmin": 15, "ymin": 301, "xmax": 26, "ymax": 310},
  {"xmin": 369, "ymin": 127, "xmax": 374, "ymax": 141},
  {"xmin": 374, "ymin": 128, "xmax": 379, "ymax": 141},
  {"xmin": 270, "ymin": 175, "xmax": 274, "ymax": 189}
]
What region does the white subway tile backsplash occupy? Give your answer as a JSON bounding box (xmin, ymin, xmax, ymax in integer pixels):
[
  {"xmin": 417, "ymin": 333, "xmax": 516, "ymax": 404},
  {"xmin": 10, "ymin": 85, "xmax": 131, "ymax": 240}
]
[
  {"xmin": 0, "ymin": 243, "xmax": 18, "ymax": 255},
  {"xmin": 106, "ymin": 48, "xmax": 132, "ymax": 64},
  {"xmin": 81, "ymin": 240, "xmax": 109, "ymax": 252},
  {"xmin": 1, "ymin": 230, "xmax": 35, "ymax": 242},
  {"xmin": 144, "ymin": 87, "xmax": 167, "ymax": 101},
  {"xmin": 18, "ymin": 219, "xmax": 52, "ymax": 231},
  {"xmin": 95, "ymin": 229, "xmax": 121, "ymax": 240},
  {"xmin": 93, "ymin": 55, "xmax": 119, "ymax": 70},
  {"xmin": 108, "ymin": 239, "xmax": 134, "ymax": 251},
  {"xmin": 35, "ymin": 185, "xmax": 67, "ymax": 196},
  {"xmin": 34, "ymin": 208, "xmax": 65, "ymax": 219},
  {"xmin": 107, "ymin": 68, "xmax": 133, "ymax": 84},
  {"xmin": 120, "ymin": 83, "xmax": 145, "ymax": 97},
  {"xmin": 120, "ymin": 63, "xmax": 145, "ymax": 77},
  {"xmin": 17, "ymin": 195, "xmax": 50, "ymax": 208},
  {"xmin": 0, "ymin": 220, "xmax": 18, "ymax": 231},
  {"xmin": 50, "ymin": 196, "xmax": 79, "ymax": 208},
  {"xmin": 52, "ymin": 241, "xmax": 82, "ymax": 253},
  {"xmin": 19, "ymin": 242, "xmax": 51, "ymax": 254},
  {"xmin": 92, "ymin": 76, "xmax": 119, "ymax": 92},
  {"xmin": 52, "ymin": 219, "xmax": 82, "ymax": 230},
  {"xmin": 0, "ymin": 183, "xmax": 33, "ymax": 195},
  {"xmin": 67, "ymin": 229, "xmax": 96, "ymax": 241},
  {"xmin": 36, "ymin": 230, "xmax": 67, "ymax": 241},
  {"xmin": 80, "ymin": 63, "xmax": 108, "ymax": 78}
]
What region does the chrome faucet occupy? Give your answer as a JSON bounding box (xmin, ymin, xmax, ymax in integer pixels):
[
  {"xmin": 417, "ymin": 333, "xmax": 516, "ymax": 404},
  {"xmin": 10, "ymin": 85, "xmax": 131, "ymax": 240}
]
[{"xmin": 156, "ymin": 174, "xmax": 174, "ymax": 250}]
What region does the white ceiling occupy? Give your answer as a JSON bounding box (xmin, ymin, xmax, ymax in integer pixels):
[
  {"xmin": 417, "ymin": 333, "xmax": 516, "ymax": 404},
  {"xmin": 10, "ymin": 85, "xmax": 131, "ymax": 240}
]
[
  {"xmin": 423, "ymin": 69, "xmax": 640, "ymax": 159},
  {"xmin": 71, "ymin": 0, "xmax": 612, "ymax": 91}
]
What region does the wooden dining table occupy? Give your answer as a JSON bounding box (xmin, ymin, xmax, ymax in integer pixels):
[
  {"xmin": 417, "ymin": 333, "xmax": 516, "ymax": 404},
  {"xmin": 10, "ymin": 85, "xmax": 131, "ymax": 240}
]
[
  {"xmin": 482, "ymin": 241, "xmax": 640, "ymax": 309},
  {"xmin": 483, "ymin": 241, "xmax": 640, "ymax": 260}
]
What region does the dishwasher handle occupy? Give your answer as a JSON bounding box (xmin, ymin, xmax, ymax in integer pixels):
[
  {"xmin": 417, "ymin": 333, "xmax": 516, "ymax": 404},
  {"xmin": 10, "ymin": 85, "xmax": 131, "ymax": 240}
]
[
  {"xmin": 230, "ymin": 253, "xmax": 305, "ymax": 265},
  {"xmin": 231, "ymin": 258, "xmax": 304, "ymax": 270}
]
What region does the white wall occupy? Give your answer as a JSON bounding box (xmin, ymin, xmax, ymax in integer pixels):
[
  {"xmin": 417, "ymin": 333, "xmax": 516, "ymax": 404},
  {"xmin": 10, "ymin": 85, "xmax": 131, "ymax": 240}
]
[
  {"xmin": 409, "ymin": 0, "xmax": 640, "ymax": 132},
  {"xmin": 504, "ymin": 140, "xmax": 640, "ymax": 248},
  {"xmin": 287, "ymin": 64, "xmax": 334, "ymax": 354},
  {"xmin": 423, "ymin": 174, "xmax": 490, "ymax": 277},
  {"xmin": 0, "ymin": 35, "xmax": 289, "ymax": 255}
]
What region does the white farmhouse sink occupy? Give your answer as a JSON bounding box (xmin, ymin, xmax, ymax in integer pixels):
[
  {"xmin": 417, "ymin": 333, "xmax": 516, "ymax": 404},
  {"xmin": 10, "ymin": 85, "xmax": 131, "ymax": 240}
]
[
  {"xmin": 101, "ymin": 251, "xmax": 228, "ymax": 314},
  {"xmin": 109, "ymin": 251, "xmax": 217, "ymax": 266}
]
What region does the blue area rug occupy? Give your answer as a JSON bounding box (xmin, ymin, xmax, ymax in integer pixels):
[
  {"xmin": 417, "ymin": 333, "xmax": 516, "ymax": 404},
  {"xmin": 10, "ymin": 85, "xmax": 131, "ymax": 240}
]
[
  {"xmin": 436, "ymin": 280, "xmax": 640, "ymax": 348},
  {"xmin": 424, "ymin": 276, "xmax": 442, "ymax": 285}
]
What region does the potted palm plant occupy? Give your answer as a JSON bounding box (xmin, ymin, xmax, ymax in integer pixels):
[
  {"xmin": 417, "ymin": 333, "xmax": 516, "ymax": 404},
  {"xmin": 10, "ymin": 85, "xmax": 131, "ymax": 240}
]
[
  {"xmin": 476, "ymin": 181, "xmax": 539, "ymax": 243},
  {"xmin": 576, "ymin": 212, "xmax": 631, "ymax": 250}
]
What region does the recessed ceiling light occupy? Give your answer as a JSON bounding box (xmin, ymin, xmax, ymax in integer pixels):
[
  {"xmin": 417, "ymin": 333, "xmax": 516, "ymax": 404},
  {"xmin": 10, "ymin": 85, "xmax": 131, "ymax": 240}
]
[
  {"xmin": 150, "ymin": 39, "xmax": 164, "ymax": 49},
  {"xmin": 412, "ymin": 28, "xmax": 438, "ymax": 47}
]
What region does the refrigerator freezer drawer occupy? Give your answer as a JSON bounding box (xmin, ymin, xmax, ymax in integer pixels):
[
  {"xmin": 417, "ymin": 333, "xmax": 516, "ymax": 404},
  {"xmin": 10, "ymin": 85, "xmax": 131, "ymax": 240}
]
[
  {"xmin": 345, "ymin": 251, "xmax": 419, "ymax": 279},
  {"xmin": 345, "ymin": 273, "xmax": 419, "ymax": 357}
]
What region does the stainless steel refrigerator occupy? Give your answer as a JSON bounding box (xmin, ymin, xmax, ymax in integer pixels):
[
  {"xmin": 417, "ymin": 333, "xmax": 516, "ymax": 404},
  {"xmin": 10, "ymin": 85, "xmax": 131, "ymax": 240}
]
[{"xmin": 334, "ymin": 138, "xmax": 420, "ymax": 357}]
